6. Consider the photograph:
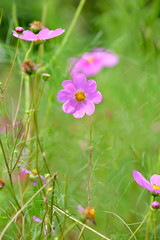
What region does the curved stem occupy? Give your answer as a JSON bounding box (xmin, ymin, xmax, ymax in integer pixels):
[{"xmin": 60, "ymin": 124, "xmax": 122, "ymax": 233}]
[
  {"xmin": 2, "ymin": 37, "xmax": 19, "ymax": 93},
  {"xmin": 88, "ymin": 116, "xmax": 92, "ymax": 207},
  {"xmin": 128, "ymin": 210, "xmax": 151, "ymax": 240},
  {"xmin": 78, "ymin": 226, "xmax": 85, "ymax": 240}
]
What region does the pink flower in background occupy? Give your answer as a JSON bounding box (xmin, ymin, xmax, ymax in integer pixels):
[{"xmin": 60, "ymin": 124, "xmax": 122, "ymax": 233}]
[
  {"xmin": 57, "ymin": 73, "xmax": 102, "ymax": 119},
  {"xmin": 21, "ymin": 168, "xmax": 46, "ymax": 186},
  {"xmin": 69, "ymin": 49, "xmax": 119, "ymax": 77},
  {"xmin": 12, "ymin": 27, "xmax": 65, "ymax": 42},
  {"xmin": 33, "ymin": 216, "xmax": 55, "ymax": 237},
  {"xmin": 133, "ymin": 170, "xmax": 160, "ymax": 193}
]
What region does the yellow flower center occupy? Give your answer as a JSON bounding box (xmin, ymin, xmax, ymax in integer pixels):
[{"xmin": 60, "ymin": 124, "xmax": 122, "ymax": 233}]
[
  {"xmin": 86, "ymin": 55, "xmax": 94, "ymax": 64},
  {"xmin": 83, "ymin": 206, "xmax": 95, "ymax": 219},
  {"xmin": 32, "ymin": 169, "xmax": 38, "ymax": 175},
  {"xmin": 152, "ymin": 184, "xmax": 160, "ymax": 190},
  {"xmin": 75, "ymin": 91, "xmax": 86, "ymax": 102}
]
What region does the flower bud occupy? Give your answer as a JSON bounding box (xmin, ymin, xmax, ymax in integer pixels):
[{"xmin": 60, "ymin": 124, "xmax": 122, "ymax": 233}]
[
  {"xmin": 152, "ymin": 201, "xmax": 160, "ymax": 209},
  {"xmin": 15, "ymin": 26, "xmax": 24, "ymax": 34},
  {"xmin": 44, "ymin": 173, "xmax": 50, "ymax": 179},
  {"xmin": 22, "ymin": 60, "xmax": 37, "ymax": 75},
  {"xmin": 42, "ymin": 73, "xmax": 51, "ymax": 81},
  {"xmin": 48, "ymin": 187, "xmax": 53, "ymax": 193},
  {"xmin": 30, "ymin": 21, "xmax": 43, "ymax": 34},
  {"xmin": 0, "ymin": 179, "xmax": 5, "ymax": 189}
]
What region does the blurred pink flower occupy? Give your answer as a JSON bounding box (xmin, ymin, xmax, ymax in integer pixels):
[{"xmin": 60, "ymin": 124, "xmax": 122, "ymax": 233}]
[
  {"xmin": 33, "ymin": 216, "xmax": 55, "ymax": 237},
  {"xmin": 77, "ymin": 205, "xmax": 96, "ymax": 225},
  {"xmin": 57, "ymin": 73, "xmax": 102, "ymax": 119},
  {"xmin": 21, "ymin": 168, "xmax": 46, "ymax": 186},
  {"xmin": 69, "ymin": 49, "xmax": 119, "ymax": 77},
  {"xmin": 133, "ymin": 170, "xmax": 160, "ymax": 193},
  {"xmin": 12, "ymin": 27, "xmax": 65, "ymax": 42}
]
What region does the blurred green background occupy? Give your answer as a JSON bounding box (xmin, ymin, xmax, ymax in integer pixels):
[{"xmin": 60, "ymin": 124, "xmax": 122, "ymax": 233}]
[{"xmin": 1, "ymin": 0, "xmax": 160, "ymax": 239}]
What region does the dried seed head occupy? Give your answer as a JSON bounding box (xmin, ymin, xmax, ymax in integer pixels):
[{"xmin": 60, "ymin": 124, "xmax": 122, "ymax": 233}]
[
  {"xmin": 22, "ymin": 60, "xmax": 37, "ymax": 75},
  {"xmin": 0, "ymin": 179, "xmax": 5, "ymax": 189},
  {"xmin": 30, "ymin": 21, "xmax": 43, "ymax": 33}
]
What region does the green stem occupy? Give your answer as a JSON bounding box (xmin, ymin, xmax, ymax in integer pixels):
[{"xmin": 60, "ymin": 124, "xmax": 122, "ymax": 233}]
[
  {"xmin": 128, "ymin": 210, "xmax": 151, "ymax": 240},
  {"xmin": 2, "ymin": 37, "xmax": 19, "ymax": 93}
]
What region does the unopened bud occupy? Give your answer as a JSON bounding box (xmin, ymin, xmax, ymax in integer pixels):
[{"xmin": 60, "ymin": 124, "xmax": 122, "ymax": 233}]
[
  {"xmin": 48, "ymin": 187, "xmax": 53, "ymax": 193},
  {"xmin": 152, "ymin": 201, "xmax": 160, "ymax": 209},
  {"xmin": 15, "ymin": 26, "xmax": 24, "ymax": 34},
  {"xmin": 42, "ymin": 73, "xmax": 50, "ymax": 81},
  {"xmin": 45, "ymin": 173, "xmax": 50, "ymax": 179}
]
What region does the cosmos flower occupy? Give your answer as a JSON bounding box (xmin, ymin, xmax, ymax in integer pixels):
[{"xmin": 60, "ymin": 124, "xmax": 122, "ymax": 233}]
[
  {"xmin": 21, "ymin": 168, "xmax": 46, "ymax": 186},
  {"xmin": 69, "ymin": 48, "xmax": 119, "ymax": 77},
  {"xmin": 57, "ymin": 73, "xmax": 102, "ymax": 119},
  {"xmin": 33, "ymin": 216, "xmax": 55, "ymax": 237},
  {"xmin": 12, "ymin": 27, "xmax": 65, "ymax": 42},
  {"xmin": 133, "ymin": 170, "xmax": 160, "ymax": 194},
  {"xmin": 77, "ymin": 205, "xmax": 96, "ymax": 225}
]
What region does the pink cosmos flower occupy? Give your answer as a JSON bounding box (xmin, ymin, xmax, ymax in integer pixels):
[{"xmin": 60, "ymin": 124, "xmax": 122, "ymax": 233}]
[
  {"xmin": 133, "ymin": 170, "xmax": 160, "ymax": 193},
  {"xmin": 57, "ymin": 73, "xmax": 102, "ymax": 119},
  {"xmin": 12, "ymin": 27, "xmax": 65, "ymax": 42},
  {"xmin": 33, "ymin": 216, "xmax": 55, "ymax": 237},
  {"xmin": 21, "ymin": 168, "xmax": 46, "ymax": 186},
  {"xmin": 69, "ymin": 49, "xmax": 119, "ymax": 77}
]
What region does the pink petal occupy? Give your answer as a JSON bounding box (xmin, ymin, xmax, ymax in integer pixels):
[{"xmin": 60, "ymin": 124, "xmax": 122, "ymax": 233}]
[
  {"xmin": 37, "ymin": 28, "xmax": 50, "ymax": 40},
  {"xmin": 133, "ymin": 170, "xmax": 153, "ymax": 191},
  {"xmin": 21, "ymin": 168, "xmax": 31, "ymax": 174},
  {"xmin": 84, "ymin": 80, "xmax": 97, "ymax": 92},
  {"xmin": 40, "ymin": 175, "xmax": 46, "ymax": 184},
  {"xmin": 33, "ymin": 216, "xmax": 42, "ymax": 223},
  {"xmin": 73, "ymin": 103, "xmax": 85, "ymax": 119},
  {"xmin": 57, "ymin": 89, "xmax": 74, "ymax": 102},
  {"xmin": 150, "ymin": 174, "xmax": 160, "ymax": 187},
  {"xmin": 33, "ymin": 180, "xmax": 37, "ymax": 186},
  {"xmin": 12, "ymin": 30, "xmax": 19, "ymax": 38},
  {"xmin": 73, "ymin": 73, "xmax": 86, "ymax": 90},
  {"xmin": 62, "ymin": 99, "xmax": 78, "ymax": 113},
  {"xmin": 102, "ymin": 52, "xmax": 119, "ymax": 67},
  {"xmin": 63, "ymin": 82, "xmax": 77, "ymax": 93},
  {"xmin": 87, "ymin": 91, "xmax": 102, "ymax": 104},
  {"xmin": 62, "ymin": 80, "xmax": 73, "ymax": 88},
  {"xmin": 84, "ymin": 101, "xmax": 95, "ymax": 116},
  {"xmin": 44, "ymin": 28, "xmax": 65, "ymax": 40},
  {"xmin": 77, "ymin": 205, "xmax": 84, "ymax": 213},
  {"xmin": 20, "ymin": 30, "xmax": 37, "ymax": 41}
]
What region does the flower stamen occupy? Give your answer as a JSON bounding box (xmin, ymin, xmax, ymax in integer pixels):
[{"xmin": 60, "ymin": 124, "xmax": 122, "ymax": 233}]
[
  {"xmin": 152, "ymin": 184, "xmax": 160, "ymax": 190},
  {"xmin": 75, "ymin": 91, "xmax": 86, "ymax": 102}
]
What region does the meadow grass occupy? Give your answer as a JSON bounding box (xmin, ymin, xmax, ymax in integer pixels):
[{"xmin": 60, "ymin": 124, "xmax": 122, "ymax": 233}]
[{"xmin": 0, "ymin": 0, "xmax": 160, "ymax": 239}]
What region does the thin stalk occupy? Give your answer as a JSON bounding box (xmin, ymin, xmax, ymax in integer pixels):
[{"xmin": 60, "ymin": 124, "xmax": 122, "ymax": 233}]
[
  {"xmin": 17, "ymin": 166, "xmax": 24, "ymax": 237},
  {"xmin": 13, "ymin": 41, "xmax": 33, "ymax": 126},
  {"xmin": 59, "ymin": 174, "xmax": 68, "ymax": 239},
  {"xmin": 78, "ymin": 226, "xmax": 85, "ymax": 240},
  {"xmin": 2, "ymin": 37, "xmax": 19, "ymax": 93},
  {"xmin": 62, "ymin": 222, "xmax": 77, "ymax": 239},
  {"xmin": 52, "ymin": 204, "xmax": 110, "ymax": 240},
  {"xmin": 128, "ymin": 210, "xmax": 151, "ymax": 240},
  {"xmin": 11, "ymin": 81, "xmax": 46, "ymax": 172},
  {"xmin": 88, "ymin": 116, "xmax": 92, "ymax": 207},
  {"xmin": 153, "ymin": 211, "xmax": 156, "ymax": 240},
  {"xmin": 0, "ymin": 139, "xmax": 21, "ymax": 210},
  {"xmin": 38, "ymin": 0, "xmax": 86, "ymax": 73},
  {"xmin": 0, "ymin": 175, "xmax": 55, "ymax": 239}
]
